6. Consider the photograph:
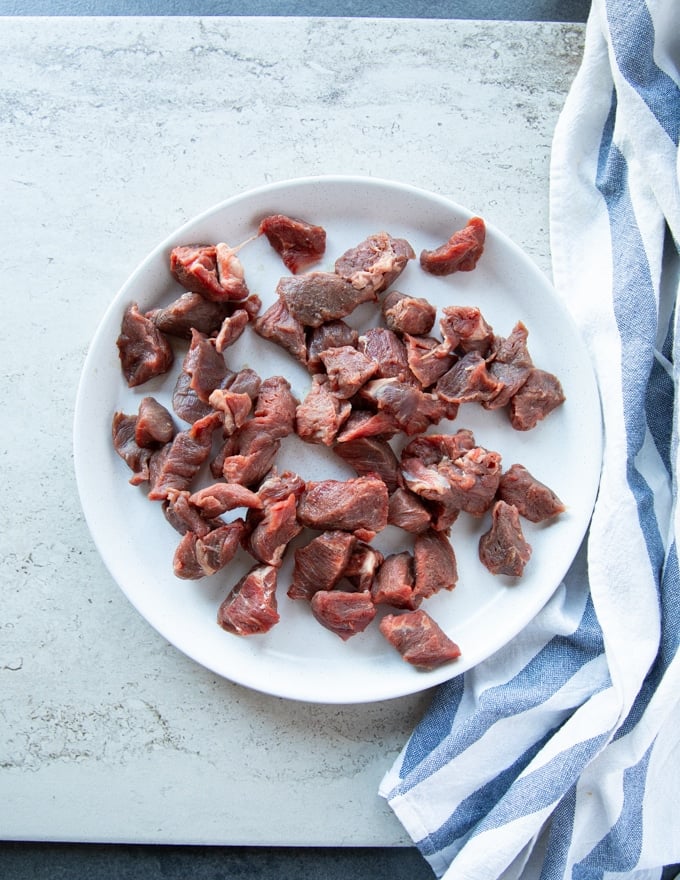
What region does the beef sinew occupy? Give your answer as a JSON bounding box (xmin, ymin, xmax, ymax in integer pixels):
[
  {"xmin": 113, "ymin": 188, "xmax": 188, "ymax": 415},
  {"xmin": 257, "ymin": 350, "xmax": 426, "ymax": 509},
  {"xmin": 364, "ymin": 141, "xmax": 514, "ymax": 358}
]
[
  {"xmin": 420, "ymin": 217, "xmax": 486, "ymax": 275},
  {"xmin": 217, "ymin": 563, "xmax": 280, "ymax": 635},
  {"xmin": 379, "ymin": 610, "xmax": 461, "ymax": 670}
]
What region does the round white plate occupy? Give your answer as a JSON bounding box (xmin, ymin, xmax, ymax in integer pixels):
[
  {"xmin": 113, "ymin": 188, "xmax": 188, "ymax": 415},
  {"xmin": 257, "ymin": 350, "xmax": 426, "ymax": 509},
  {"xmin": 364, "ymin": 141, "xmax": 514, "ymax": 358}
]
[{"xmin": 73, "ymin": 176, "xmax": 602, "ymax": 704}]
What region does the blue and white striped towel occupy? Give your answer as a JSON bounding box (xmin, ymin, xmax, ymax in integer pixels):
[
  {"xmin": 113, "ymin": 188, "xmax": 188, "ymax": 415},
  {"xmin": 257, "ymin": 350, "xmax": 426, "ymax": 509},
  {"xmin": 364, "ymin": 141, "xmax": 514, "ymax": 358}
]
[{"xmin": 380, "ymin": 1, "xmax": 680, "ymax": 877}]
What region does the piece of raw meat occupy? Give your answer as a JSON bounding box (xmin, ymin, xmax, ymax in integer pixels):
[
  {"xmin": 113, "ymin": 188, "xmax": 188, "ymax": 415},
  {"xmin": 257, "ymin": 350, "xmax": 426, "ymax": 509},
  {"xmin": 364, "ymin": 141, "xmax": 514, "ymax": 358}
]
[
  {"xmin": 379, "ymin": 610, "xmax": 461, "ymax": 669},
  {"xmin": 335, "ymin": 232, "xmax": 415, "ymax": 295},
  {"xmin": 310, "ymin": 590, "xmax": 377, "ymax": 640},
  {"xmin": 217, "ymin": 563, "xmax": 280, "ymax": 635},
  {"xmin": 288, "ymin": 530, "xmax": 356, "ymax": 600},
  {"xmin": 479, "ymin": 500, "xmax": 532, "ymax": 576},
  {"xmin": 381, "ymin": 290, "xmax": 436, "ymax": 336},
  {"xmin": 117, "ymin": 302, "xmax": 174, "ymax": 387},
  {"xmin": 508, "ymin": 368, "xmax": 566, "ymax": 430},
  {"xmin": 296, "ymin": 476, "xmax": 389, "ymax": 541},
  {"xmin": 420, "ymin": 217, "xmax": 486, "ymax": 275},
  {"xmin": 413, "ymin": 528, "xmax": 458, "ymax": 600},
  {"xmin": 497, "ymin": 463, "xmax": 565, "ymax": 522},
  {"xmin": 371, "ymin": 552, "xmax": 418, "ymax": 609},
  {"xmin": 277, "ymin": 272, "xmax": 375, "ymax": 327},
  {"xmin": 258, "ymin": 214, "xmax": 326, "ymax": 273}
]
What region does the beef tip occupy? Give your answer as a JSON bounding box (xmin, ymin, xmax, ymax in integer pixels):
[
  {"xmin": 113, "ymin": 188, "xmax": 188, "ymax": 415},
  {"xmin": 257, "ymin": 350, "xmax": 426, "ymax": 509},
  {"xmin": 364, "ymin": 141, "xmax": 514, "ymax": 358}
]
[
  {"xmin": 163, "ymin": 488, "xmax": 217, "ymax": 537},
  {"xmin": 387, "ymin": 487, "xmax": 432, "ymax": 534},
  {"xmin": 251, "ymin": 375, "xmax": 298, "ymax": 438},
  {"xmin": 117, "ymin": 302, "xmax": 174, "ymax": 388},
  {"xmin": 382, "ymin": 290, "xmax": 436, "ymax": 337},
  {"xmin": 214, "ymin": 308, "xmax": 250, "ymax": 353},
  {"xmin": 479, "ymin": 500, "xmax": 532, "ymax": 576},
  {"xmin": 438, "ymin": 446, "xmax": 503, "ymax": 517},
  {"xmin": 484, "ymin": 322, "xmax": 534, "ymax": 409},
  {"xmin": 217, "ymin": 563, "xmax": 280, "ymax": 635},
  {"xmin": 359, "ymin": 378, "xmax": 443, "ymax": 436},
  {"xmin": 295, "ymin": 375, "xmax": 351, "ymax": 446},
  {"xmin": 440, "ymin": 305, "xmax": 495, "ymax": 355},
  {"xmin": 220, "ymin": 435, "xmax": 281, "ymax": 487},
  {"xmin": 334, "ymin": 232, "xmax": 415, "ymax": 296},
  {"xmin": 146, "ymin": 292, "xmax": 232, "ymax": 339},
  {"xmin": 148, "ymin": 411, "xmax": 222, "ymax": 500},
  {"xmin": 245, "ymin": 492, "xmax": 302, "ymax": 566},
  {"xmin": 335, "ymin": 409, "xmax": 400, "ymax": 442},
  {"xmin": 420, "ymin": 217, "xmax": 486, "ymax": 275},
  {"xmin": 311, "ymin": 590, "xmax": 377, "ymax": 640},
  {"xmin": 413, "ymin": 528, "xmax": 458, "ymax": 601},
  {"xmin": 188, "ymin": 482, "xmax": 263, "ymax": 518},
  {"xmin": 379, "ymin": 610, "xmax": 461, "ymax": 670},
  {"xmin": 343, "ymin": 541, "xmax": 384, "ymax": 592},
  {"xmin": 288, "ymin": 530, "xmax": 356, "ymax": 600},
  {"xmin": 333, "ymin": 437, "xmax": 401, "ymax": 493},
  {"xmin": 258, "ymin": 213, "xmax": 327, "ymax": 274},
  {"xmin": 173, "ymin": 519, "xmax": 245, "ymax": 579},
  {"xmin": 435, "ymin": 350, "xmax": 504, "ymax": 406},
  {"xmin": 297, "ymin": 476, "xmax": 389, "ymax": 542},
  {"xmin": 172, "ymin": 369, "xmax": 214, "ymax": 424},
  {"xmin": 358, "ymin": 328, "xmax": 415, "ymax": 384},
  {"xmin": 170, "ymin": 243, "xmax": 249, "ymax": 302},
  {"xmin": 371, "ymin": 552, "xmax": 418, "ymax": 609},
  {"xmin": 497, "ymin": 463, "xmax": 565, "ymax": 522},
  {"xmin": 135, "ymin": 396, "xmax": 175, "ymax": 447},
  {"xmin": 306, "ymin": 320, "xmax": 359, "ymax": 374},
  {"xmin": 208, "ymin": 388, "xmax": 254, "ymax": 436},
  {"xmin": 253, "ymin": 298, "xmax": 307, "ymax": 364},
  {"xmin": 508, "ymin": 368, "xmax": 566, "ymax": 430},
  {"xmin": 111, "ymin": 411, "xmax": 153, "ymax": 485},
  {"xmin": 277, "ymin": 272, "xmax": 375, "ymax": 327},
  {"xmin": 183, "ymin": 328, "xmax": 230, "ymax": 404},
  {"xmin": 318, "ymin": 345, "xmax": 378, "ymax": 399},
  {"xmin": 404, "ymin": 334, "xmax": 455, "ymax": 388},
  {"xmin": 400, "ymin": 456, "xmax": 452, "ymax": 502},
  {"xmin": 255, "ymin": 468, "xmax": 306, "ymax": 507}
]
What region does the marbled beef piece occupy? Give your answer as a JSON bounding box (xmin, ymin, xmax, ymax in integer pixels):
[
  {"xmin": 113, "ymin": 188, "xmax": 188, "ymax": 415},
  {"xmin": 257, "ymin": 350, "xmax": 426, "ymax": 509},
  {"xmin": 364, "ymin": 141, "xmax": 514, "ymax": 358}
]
[
  {"xmin": 334, "ymin": 232, "xmax": 415, "ymax": 296},
  {"xmin": 135, "ymin": 396, "xmax": 175, "ymax": 447},
  {"xmin": 372, "ymin": 552, "xmax": 418, "ymax": 609},
  {"xmin": 111, "ymin": 411, "xmax": 153, "ymax": 485},
  {"xmin": 440, "ymin": 305, "xmax": 495, "ymax": 355},
  {"xmin": 359, "ymin": 378, "xmax": 443, "ymax": 436},
  {"xmin": 117, "ymin": 302, "xmax": 175, "ymax": 388},
  {"xmin": 358, "ymin": 328, "xmax": 415, "ymax": 384},
  {"xmin": 497, "ymin": 463, "xmax": 565, "ymax": 522},
  {"xmin": 508, "ymin": 368, "xmax": 566, "ymax": 430},
  {"xmin": 253, "ymin": 298, "xmax": 307, "ymax": 364},
  {"xmin": 184, "ymin": 328, "xmax": 231, "ymax": 404},
  {"xmin": 217, "ymin": 563, "xmax": 280, "ymax": 636},
  {"xmin": 277, "ymin": 272, "xmax": 375, "ymax": 328},
  {"xmin": 245, "ymin": 492, "xmax": 302, "ymax": 566},
  {"xmin": 343, "ymin": 541, "xmax": 384, "ymax": 592},
  {"xmin": 382, "ymin": 290, "xmax": 436, "ymax": 337},
  {"xmin": 173, "ymin": 518, "xmax": 245, "ymax": 579},
  {"xmin": 188, "ymin": 482, "xmax": 263, "ymax": 518},
  {"xmin": 335, "ymin": 409, "xmax": 400, "ymax": 442},
  {"xmin": 146, "ymin": 292, "xmax": 232, "ymax": 339},
  {"xmin": 295, "ymin": 375, "xmax": 351, "ymax": 446},
  {"xmin": 297, "ymin": 476, "xmax": 389, "ymax": 542},
  {"xmin": 479, "ymin": 500, "xmax": 532, "ymax": 576},
  {"xmin": 258, "ymin": 214, "xmax": 327, "ymax": 274},
  {"xmin": 163, "ymin": 489, "xmax": 217, "ymax": 537},
  {"xmin": 435, "ymin": 350, "xmax": 504, "ymax": 406},
  {"xmin": 311, "ymin": 590, "xmax": 377, "ymax": 640},
  {"xmin": 413, "ymin": 528, "xmax": 458, "ymax": 601},
  {"xmin": 404, "ymin": 334, "xmax": 456, "ymax": 389},
  {"xmin": 318, "ymin": 345, "xmax": 378, "ymax": 399},
  {"xmin": 484, "ymin": 321, "xmax": 534, "ymax": 410},
  {"xmin": 387, "ymin": 487, "xmax": 432, "ymax": 534},
  {"xmin": 170, "ymin": 243, "xmax": 249, "ymax": 302},
  {"xmin": 306, "ymin": 320, "xmax": 359, "ymax": 374},
  {"xmin": 379, "ymin": 610, "xmax": 461, "ymax": 670},
  {"xmin": 333, "ymin": 437, "xmax": 401, "ymax": 493},
  {"xmin": 255, "ymin": 467, "xmax": 306, "ymax": 508},
  {"xmin": 437, "ymin": 446, "xmax": 503, "ymax": 517},
  {"xmin": 214, "ymin": 308, "xmax": 250, "ymax": 353},
  {"xmin": 288, "ymin": 530, "xmax": 356, "ymax": 600},
  {"xmin": 420, "ymin": 217, "xmax": 486, "ymax": 276},
  {"xmin": 208, "ymin": 388, "xmax": 254, "ymax": 436},
  {"xmin": 147, "ymin": 411, "xmax": 222, "ymax": 501}
]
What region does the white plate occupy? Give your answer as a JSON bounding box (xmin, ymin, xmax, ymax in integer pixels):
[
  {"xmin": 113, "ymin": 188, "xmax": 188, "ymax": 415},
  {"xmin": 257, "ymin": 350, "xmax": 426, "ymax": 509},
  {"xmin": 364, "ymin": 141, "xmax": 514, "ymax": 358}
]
[{"xmin": 73, "ymin": 175, "xmax": 602, "ymax": 704}]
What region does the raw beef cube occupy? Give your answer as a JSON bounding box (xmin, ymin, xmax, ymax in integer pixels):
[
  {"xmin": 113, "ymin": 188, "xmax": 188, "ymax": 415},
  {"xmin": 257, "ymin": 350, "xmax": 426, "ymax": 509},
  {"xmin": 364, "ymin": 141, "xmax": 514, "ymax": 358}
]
[
  {"xmin": 117, "ymin": 302, "xmax": 174, "ymax": 388},
  {"xmin": 318, "ymin": 345, "xmax": 378, "ymax": 399},
  {"xmin": 508, "ymin": 368, "xmax": 566, "ymax": 430},
  {"xmin": 135, "ymin": 396, "xmax": 175, "ymax": 447},
  {"xmin": 306, "ymin": 320, "xmax": 359, "ymax": 374},
  {"xmin": 333, "ymin": 437, "xmax": 401, "ymax": 493},
  {"xmin": 310, "ymin": 590, "xmax": 376, "ymax": 640},
  {"xmin": 253, "ymin": 298, "xmax": 308, "ymax": 364},
  {"xmin": 379, "ymin": 610, "xmax": 461, "ymax": 670},
  {"xmin": 497, "ymin": 463, "xmax": 565, "ymax": 522},
  {"xmin": 217, "ymin": 563, "xmax": 280, "ymax": 635},
  {"xmin": 479, "ymin": 500, "xmax": 532, "ymax": 576},
  {"xmin": 258, "ymin": 213, "xmax": 326, "ymax": 274},
  {"xmin": 382, "ymin": 290, "xmax": 436, "ymax": 336},
  {"xmin": 387, "ymin": 487, "xmax": 432, "ymax": 534},
  {"xmin": 371, "ymin": 552, "xmax": 418, "ymax": 609},
  {"xmin": 277, "ymin": 272, "xmax": 375, "ymax": 327},
  {"xmin": 420, "ymin": 217, "xmax": 486, "ymax": 275},
  {"xmin": 413, "ymin": 528, "xmax": 458, "ymax": 600},
  {"xmin": 296, "ymin": 476, "xmax": 389, "ymax": 541},
  {"xmin": 440, "ymin": 305, "xmax": 494, "ymax": 354},
  {"xmin": 296, "ymin": 375, "xmax": 351, "ymax": 446},
  {"xmin": 335, "ymin": 232, "xmax": 415, "ymax": 295},
  {"xmin": 288, "ymin": 531, "xmax": 356, "ymax": 600}
]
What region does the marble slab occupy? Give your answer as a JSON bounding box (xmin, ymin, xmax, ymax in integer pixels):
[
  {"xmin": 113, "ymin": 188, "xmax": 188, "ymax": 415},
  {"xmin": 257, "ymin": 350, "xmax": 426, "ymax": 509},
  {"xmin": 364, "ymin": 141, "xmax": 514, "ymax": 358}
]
[{"xmin": 0, "ymin": 16, "xmax": 584, "ymax": 845}]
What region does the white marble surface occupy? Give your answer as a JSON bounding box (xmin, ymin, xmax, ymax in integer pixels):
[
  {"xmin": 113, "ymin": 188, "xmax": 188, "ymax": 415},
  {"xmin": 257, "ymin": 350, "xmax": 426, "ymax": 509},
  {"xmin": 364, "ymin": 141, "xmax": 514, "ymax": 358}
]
[{"xmin": 0, "ymin": 16, "xmax": 584, "ymax": 845}]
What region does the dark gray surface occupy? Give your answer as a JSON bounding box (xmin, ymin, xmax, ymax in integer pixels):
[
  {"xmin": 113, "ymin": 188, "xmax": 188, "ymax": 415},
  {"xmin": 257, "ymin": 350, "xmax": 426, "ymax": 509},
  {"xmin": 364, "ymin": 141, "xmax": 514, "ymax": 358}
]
[{"xmin": 1, "ymin": 0, "xmax": 592, "ymax": 20}]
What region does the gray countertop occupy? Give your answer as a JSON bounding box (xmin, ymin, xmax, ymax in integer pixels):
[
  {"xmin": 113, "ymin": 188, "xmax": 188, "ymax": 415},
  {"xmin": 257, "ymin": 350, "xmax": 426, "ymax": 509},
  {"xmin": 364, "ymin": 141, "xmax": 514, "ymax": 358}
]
[{"xmin": 1, "ymin": 9, "xmax": 585, "ymax": 873}]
